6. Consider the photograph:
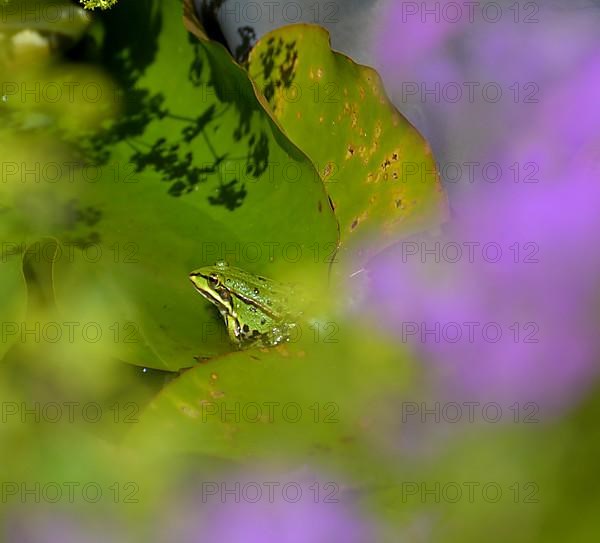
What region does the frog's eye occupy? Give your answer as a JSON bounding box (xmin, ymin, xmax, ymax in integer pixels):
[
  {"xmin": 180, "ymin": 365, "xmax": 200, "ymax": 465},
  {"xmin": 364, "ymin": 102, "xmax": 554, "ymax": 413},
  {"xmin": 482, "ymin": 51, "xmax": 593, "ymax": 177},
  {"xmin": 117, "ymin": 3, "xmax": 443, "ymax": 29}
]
[{"xmin": 208, "ymin": 274, "xmax": 220, "ymax": 287}]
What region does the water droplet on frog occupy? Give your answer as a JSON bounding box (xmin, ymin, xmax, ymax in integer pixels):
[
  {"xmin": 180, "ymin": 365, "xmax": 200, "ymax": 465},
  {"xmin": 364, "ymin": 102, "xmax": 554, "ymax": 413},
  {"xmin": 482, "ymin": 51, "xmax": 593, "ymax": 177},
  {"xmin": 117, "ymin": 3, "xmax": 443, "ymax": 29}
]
[{"xmin": 253, "ymin": 288, "xmax": 260, "ymax": 295}]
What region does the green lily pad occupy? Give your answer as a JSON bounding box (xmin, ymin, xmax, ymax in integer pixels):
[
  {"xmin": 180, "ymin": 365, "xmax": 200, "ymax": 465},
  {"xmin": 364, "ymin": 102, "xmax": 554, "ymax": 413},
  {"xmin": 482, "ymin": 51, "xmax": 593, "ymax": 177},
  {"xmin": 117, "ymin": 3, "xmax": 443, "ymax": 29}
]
[
  {"xmin": 128, "ymin": 324, "xmax": 413, "ymax": 481},
  {"xmin": 2, "ymin": 0, "xmax": 338, "ymax": 370},
  {"xmin": 247, "ymin": 24, "xmax": 448, "ymax": 260}
]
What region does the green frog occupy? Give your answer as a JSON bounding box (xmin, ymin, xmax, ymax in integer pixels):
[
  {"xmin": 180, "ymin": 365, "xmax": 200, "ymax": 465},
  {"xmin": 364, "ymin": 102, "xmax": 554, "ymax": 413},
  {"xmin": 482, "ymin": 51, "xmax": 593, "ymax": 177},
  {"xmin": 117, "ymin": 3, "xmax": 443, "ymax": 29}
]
[{"xmin": 189, "ymin": 261, "xmax": 303, "ymax": 348}]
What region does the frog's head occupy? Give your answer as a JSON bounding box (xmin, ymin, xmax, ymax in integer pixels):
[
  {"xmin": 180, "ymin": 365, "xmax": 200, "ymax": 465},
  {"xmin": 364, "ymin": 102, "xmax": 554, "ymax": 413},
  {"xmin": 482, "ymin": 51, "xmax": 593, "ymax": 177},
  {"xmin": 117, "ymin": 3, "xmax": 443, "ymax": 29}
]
[{"xmin": 189, "ymin": 261, "xmax": 234, "ymax": 317}]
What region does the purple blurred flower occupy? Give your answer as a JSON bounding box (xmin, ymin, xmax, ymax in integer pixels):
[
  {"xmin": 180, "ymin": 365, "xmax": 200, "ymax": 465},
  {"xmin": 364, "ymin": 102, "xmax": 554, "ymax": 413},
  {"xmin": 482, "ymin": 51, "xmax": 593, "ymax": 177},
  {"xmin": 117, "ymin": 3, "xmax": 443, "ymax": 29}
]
[
  {"xmin": 4, "ymin": 510, "xmax": 124, "ymax": 543},
  {"xmin": 374, "ymin": 0, "xmax": 464, "ymax": 73},
  {"xmin": 162, "ymin": 469, "xmax": 376, "ymax": 543},
  {"xmin": 365, "ymin": 0, "xmax": 600, "ymax": 414},
  {"xmin": 4, "ymin": 471, "xmax": 378, "ymax": 543},
  {"xmin": 372, "ymin": 1, "xmax": 600, "ymax": 178},
  {"xmin": 367, "ymin": 155, "xmax": 599, "ymax": 413}
]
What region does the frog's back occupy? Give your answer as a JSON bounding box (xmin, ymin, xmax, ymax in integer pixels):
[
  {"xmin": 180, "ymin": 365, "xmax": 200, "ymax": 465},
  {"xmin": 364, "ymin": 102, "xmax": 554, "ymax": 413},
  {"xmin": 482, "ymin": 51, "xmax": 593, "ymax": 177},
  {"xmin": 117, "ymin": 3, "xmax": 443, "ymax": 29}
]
[{"xmin": 225, "ymin": 266, "xmax": 296, "ymax": 318}]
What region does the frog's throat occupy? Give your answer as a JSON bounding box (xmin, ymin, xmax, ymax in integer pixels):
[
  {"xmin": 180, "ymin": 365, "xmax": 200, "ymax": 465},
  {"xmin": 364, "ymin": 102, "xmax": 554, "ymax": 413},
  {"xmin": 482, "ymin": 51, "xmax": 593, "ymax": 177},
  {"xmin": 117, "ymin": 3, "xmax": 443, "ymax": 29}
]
[{"xmin": 225, "ymin": 313, "xmax": 241, "ymax": 342}]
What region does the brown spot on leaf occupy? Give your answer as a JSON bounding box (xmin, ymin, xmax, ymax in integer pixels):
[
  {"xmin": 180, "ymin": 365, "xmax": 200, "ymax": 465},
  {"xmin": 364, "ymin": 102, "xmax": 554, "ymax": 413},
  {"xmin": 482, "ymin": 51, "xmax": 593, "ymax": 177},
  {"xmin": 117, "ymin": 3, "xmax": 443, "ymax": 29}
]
[
  {"xmin": 374, "ymin": 123, "xmax": 382, "ymax": 140},
  {"xmin": 369, "ymin": 141, "xmax": 379, "ymax": 157},
  {"xmin": 351, "ymin": 218, "xmax": 359, "ymax": 230},
  {"xmin": 395, "ymin": 199, "xmax": 402, "ymax": 208},
  {"xmin": 275, "ymin": 345, "xmax": 291, "ymax": 357},
  {"xmin": 180, "ymin": 404, "xmax": 199, "ymax": 418}
]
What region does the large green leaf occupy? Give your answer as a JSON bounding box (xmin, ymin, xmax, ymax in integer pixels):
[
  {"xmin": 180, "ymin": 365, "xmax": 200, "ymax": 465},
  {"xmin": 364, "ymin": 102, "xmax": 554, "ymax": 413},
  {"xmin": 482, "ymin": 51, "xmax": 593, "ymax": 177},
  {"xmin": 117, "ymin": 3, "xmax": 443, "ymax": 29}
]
[
  {"xmin": 247, "ymin": 24, "xmax": 448, "ymax": 261},
  {"xmin": 128, "ymin": 324, "xmax": 414, "ymax": 483},
  {"xmin": 2, "ymin": 0, "xmax": 338, "ymax": 370}
]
